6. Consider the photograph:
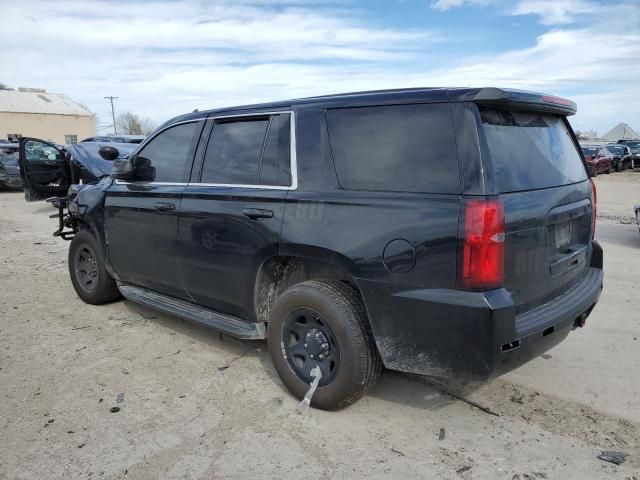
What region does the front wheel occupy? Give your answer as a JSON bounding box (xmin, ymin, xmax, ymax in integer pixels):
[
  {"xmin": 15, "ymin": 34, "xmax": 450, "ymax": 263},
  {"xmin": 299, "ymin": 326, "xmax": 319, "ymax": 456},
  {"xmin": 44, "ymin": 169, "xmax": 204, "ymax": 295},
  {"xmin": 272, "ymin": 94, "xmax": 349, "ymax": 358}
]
[
  {"xmin": 607, "ymin": 164, "xmax": 613, "ymax": 174},
  {"xmin": 267, "ymin": 279, "xmax": 381, "ymax": 410},
  {"xmin": 68, "ymin": 229, "xmax": 121, "ymax": 304}
]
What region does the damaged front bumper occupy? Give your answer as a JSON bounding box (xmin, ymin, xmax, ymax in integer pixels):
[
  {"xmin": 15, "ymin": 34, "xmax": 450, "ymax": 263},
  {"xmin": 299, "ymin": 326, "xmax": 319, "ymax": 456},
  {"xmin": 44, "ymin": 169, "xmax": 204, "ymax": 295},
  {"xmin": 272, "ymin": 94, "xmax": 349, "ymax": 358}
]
[
  {"xmin": 46, "ymin": 195, "xmax": 77, "ymax": 240},
  {"xmin": 356, "ymin": 241, "xmax": 604, "ymax": 381}
]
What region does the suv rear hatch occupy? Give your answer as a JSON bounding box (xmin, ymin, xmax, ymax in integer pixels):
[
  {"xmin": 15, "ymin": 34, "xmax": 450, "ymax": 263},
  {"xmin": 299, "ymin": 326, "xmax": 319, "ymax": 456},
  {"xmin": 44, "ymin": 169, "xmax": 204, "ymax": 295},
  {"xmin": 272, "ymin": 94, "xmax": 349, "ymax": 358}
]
[{"xmin": 478, "ymin": 106, "xmax": 593, "ymax": 316}]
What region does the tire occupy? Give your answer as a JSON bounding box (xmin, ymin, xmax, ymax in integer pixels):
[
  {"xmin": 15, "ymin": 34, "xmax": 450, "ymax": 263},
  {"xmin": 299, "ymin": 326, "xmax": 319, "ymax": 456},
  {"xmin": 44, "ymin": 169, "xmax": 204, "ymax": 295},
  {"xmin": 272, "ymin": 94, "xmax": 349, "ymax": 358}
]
[
  {"xmin": 607, "ymin": 164, "xmax": 613, "ymax": 174},
  {"xmin": 267, "ymin": 279, "xmax": 381, "ymax": 410},
  {"xmin": 24, "ymin": 188, "xmax": 41, "ymax": 202},
  {"xmin": 68, "ymin": 229, "xmax": 121, "ymax": 305}
]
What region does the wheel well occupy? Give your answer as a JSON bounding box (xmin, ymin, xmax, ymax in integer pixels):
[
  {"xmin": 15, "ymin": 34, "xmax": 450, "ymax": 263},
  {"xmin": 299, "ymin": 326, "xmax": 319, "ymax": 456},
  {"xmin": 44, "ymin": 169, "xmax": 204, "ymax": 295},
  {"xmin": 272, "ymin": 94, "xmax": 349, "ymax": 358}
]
[{"xmin": 254, "ymin": 256, "xmax": 359, "ymax": 324}]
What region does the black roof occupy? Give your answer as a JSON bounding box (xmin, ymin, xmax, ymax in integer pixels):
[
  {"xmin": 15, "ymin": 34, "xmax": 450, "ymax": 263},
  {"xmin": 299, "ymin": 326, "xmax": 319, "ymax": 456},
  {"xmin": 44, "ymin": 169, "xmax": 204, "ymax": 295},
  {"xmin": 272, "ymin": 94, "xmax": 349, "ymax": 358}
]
[{"xmin": 163, "ymin": 87, "xmax": 577, "ymax": 127}]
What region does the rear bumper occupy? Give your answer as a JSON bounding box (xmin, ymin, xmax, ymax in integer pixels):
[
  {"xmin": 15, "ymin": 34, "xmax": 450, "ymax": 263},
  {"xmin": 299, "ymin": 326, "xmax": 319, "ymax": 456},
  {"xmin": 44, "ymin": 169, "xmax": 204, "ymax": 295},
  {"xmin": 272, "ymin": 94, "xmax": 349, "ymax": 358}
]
[{"xmin": 357, "ymin": 240, "xmax": 603, "ymax": 380}]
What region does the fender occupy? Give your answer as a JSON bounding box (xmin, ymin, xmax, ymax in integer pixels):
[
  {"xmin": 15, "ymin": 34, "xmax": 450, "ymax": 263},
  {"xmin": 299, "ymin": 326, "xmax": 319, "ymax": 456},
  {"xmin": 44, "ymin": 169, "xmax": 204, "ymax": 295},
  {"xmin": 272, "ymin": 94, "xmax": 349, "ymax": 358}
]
[{"xmin": 68, "ymin": 177, "xmax": 120, "ymax": 280}]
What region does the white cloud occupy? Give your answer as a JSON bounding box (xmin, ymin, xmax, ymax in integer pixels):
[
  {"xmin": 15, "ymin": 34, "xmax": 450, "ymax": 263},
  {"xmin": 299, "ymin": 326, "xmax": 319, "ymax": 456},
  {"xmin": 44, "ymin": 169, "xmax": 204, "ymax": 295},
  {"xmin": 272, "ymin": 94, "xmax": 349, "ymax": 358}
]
[
  {"xmin": 430, "ymin": 0, "xmax": 488, "ymax": 11},
  {"xmin": 511, "ymin": 0, "xmax": 600, "ymax": 25},
  {"xmin": 0, "ymin": 0, "xmax": 638, "ymax": 134}
]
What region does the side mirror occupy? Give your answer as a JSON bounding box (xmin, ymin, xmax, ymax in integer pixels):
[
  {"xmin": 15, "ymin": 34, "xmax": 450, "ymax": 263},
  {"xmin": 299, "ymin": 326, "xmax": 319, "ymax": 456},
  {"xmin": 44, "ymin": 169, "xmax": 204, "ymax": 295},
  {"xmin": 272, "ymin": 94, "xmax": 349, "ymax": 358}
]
[
  {"xmin": 111, "ymin": 159, "xmax": 133, "ymax": 180},
  {"xmin": 99, "ymin": 145, "xmax": 120, "ymax": 161}
]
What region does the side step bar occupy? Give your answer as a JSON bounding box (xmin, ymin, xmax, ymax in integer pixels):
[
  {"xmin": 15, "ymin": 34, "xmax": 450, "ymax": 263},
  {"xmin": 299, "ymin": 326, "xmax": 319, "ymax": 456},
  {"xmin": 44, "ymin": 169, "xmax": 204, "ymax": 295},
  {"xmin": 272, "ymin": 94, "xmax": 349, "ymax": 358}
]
[{"xmin": 118, "ymin": 283, "xmax": 266, "ymax": 340}]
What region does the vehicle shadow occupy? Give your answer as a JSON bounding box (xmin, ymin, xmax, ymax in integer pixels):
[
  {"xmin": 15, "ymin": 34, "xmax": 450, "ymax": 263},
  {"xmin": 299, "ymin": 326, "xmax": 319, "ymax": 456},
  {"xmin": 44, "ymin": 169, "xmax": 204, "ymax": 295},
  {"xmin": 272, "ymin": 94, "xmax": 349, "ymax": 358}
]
[
  {"xmin": 0, "ymin": 186, "xmax": 23, "ymax": 193},
  {"xmin": 122, "ymin": 300, "xmax": 265, "ymax": 361},
  {"xmin": 122, "ymin": 300, "xmax": 485, "ymax": 411}
]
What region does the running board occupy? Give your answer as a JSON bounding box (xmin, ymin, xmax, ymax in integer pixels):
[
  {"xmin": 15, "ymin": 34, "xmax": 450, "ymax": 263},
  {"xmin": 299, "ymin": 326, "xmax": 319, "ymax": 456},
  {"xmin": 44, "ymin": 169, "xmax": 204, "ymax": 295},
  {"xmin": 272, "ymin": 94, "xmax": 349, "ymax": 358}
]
[{"xmin": 117, "ymin": 284, "xmax": 266, "ymax": 340}]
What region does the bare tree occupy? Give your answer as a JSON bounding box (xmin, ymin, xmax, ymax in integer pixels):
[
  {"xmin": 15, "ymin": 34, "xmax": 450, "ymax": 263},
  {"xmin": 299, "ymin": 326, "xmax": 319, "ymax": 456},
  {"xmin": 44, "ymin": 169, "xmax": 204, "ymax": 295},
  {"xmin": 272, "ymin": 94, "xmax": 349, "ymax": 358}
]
[
  {"xmin": 116, "ymin": 112, "xmax": 157, "ymax": 135},
  {"xmin": 575, "ymin": 130, "xmax": 588, "ymax": 141}
]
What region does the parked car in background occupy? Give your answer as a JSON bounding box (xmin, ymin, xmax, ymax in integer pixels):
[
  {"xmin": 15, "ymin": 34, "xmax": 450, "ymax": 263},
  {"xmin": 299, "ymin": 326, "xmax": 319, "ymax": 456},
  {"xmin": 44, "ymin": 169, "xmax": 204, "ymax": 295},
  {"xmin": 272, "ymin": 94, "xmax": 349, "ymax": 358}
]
[
  {"xmin": 18, "ymin": 88, "xmax": 603, "ymax": 410},
  {"xmin": 0, "ymin": 142, "xmax": 22, "ymax": 188},
  {"xmin": 618, "ymin": 140, "xmax": 640, "ymax": 168},
  {"xmin": 635, "ymin": 204, "xmax": 640, "ymax": 234},
  {"xmin": 581, "ymin": 145, "xmax": 612, "ymax": 175},
  {"xmin": 18, "ymin": 140, "xmax": 137, "ymax": 201},
  {"xmin": 81, "ymin": 134, "xmax": 145, "ymax": 144},
  {"xmin": 606, "ymin": 144, "xmax": 632, "ymax": 171}
]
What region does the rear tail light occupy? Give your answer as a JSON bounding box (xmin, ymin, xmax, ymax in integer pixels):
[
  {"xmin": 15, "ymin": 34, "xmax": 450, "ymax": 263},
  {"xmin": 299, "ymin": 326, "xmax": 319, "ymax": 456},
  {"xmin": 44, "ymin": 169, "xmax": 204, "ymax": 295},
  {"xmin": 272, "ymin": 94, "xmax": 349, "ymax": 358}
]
[
  {"xmin": 590, "ymin": 178, "xmax": 597, "ymax": 239},
  {"xmin": 461, "ymin": 198, "xmax": 505, "ymax": 290}
]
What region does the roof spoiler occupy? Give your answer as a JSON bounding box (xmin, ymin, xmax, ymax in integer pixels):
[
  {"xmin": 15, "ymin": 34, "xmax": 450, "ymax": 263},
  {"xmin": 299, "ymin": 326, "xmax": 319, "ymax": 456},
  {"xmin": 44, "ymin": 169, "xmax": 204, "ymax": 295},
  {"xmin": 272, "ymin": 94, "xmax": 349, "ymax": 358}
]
[{"xmin": 460, "ymin": 88, "xmax": 577, "ymax": 116}]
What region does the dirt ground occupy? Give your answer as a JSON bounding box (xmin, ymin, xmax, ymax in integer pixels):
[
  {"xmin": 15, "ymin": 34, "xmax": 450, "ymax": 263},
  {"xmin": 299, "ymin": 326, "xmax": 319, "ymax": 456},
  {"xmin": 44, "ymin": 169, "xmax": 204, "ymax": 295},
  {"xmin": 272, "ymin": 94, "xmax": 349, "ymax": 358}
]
[{"xmin": 1, "ymin": 172, "xmax": 639, "ymax": 480}]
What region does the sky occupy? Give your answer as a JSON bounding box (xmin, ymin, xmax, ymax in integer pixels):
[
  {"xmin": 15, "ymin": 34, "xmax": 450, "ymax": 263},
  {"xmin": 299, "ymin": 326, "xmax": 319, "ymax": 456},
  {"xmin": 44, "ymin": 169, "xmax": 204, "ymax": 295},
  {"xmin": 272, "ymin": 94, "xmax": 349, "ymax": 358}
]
[{"xmin": 1, "ymin": 0, "xmax": 639, "ymax": 136}]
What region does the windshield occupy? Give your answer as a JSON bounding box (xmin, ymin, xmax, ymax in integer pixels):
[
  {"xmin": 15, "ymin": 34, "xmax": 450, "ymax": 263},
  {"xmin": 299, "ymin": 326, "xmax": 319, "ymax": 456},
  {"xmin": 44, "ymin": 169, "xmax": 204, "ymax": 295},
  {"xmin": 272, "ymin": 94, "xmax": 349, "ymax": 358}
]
[
  {"xmin": 480, "ymin": 107, "xmax": 588, "ymax": 193},
  {"xmin": 582, "ymin": 147, "xmax": 598, "ymax": 155},
  {"xmin": 607, "ymin": 145, "xmax": 623, "ymax": 154},
  {"xmin": 623, "ymin": 141, "xmax": 640, "ymax": 149}
]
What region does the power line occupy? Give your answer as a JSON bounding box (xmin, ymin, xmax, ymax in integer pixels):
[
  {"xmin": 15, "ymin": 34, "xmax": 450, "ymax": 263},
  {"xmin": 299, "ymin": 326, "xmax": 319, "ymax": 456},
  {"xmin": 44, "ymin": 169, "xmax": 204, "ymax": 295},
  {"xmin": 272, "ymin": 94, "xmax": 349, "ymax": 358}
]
[{"xmin": 104, "ymin": 96, "xmax": 119, "ymax": 135}]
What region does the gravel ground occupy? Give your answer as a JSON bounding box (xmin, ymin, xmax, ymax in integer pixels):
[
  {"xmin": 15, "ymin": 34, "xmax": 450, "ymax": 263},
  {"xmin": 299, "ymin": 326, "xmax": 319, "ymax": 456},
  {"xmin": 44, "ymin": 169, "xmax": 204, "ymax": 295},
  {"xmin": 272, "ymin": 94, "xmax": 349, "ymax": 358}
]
[{"xmin": 0, "ymin": 172, "xmax": 639, "ymax": 479}]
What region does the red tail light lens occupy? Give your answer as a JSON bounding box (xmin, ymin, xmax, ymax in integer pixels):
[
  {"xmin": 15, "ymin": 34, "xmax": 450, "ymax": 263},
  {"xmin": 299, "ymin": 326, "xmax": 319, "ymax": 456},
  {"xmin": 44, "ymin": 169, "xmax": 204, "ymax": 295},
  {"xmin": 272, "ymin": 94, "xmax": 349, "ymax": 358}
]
[
  {"xmin": 461, "ymin": 199, "xmax": 505, "ymax": 290},
  {"xmin": 590, "ymin": 178, "xmax": 597, "ymax": 239}
]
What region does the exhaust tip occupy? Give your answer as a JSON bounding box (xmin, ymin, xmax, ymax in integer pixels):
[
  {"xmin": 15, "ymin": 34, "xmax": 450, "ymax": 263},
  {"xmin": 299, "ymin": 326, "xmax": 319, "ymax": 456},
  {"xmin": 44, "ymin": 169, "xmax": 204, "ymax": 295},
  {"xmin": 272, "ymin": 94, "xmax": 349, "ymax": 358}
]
[{"xmin": 573, "ymin": 313, "xmax": 587, "ymax": 329}]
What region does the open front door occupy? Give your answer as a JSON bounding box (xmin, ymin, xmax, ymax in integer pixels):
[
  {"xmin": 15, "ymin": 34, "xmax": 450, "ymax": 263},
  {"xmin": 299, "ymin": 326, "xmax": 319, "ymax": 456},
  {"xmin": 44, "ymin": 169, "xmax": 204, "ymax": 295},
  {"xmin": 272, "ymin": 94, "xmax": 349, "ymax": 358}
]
[{"xmin": 18, "ymin": 138, "xmax": 69, "ymax": 201}]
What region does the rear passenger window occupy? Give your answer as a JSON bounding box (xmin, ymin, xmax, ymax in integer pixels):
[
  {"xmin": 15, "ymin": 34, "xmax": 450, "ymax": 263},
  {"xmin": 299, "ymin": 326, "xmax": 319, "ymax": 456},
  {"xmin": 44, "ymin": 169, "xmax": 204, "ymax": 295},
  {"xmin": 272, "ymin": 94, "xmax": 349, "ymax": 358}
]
[
  {"xmin": 134, "ymin": 122, "xmax": 200, "ymax": 182},
  {"xmin": 259, "ymin": 114, "xmax": 291, "ymax": 186},
  {"xmin": 201, "ymin": 114, "xmax": 291, "ymax": 186},
  {"xmin": 326, "ymin": 104, "xmax": 459, "ymax": 194}
]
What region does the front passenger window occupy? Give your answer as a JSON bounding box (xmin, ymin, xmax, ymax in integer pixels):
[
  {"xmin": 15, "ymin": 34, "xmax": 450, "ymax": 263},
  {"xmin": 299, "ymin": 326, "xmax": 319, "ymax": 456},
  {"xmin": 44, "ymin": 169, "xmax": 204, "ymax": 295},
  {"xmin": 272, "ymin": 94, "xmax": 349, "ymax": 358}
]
[{"xmin": 134, "ymin": 122, "xmax": 200, "ymax": 182}]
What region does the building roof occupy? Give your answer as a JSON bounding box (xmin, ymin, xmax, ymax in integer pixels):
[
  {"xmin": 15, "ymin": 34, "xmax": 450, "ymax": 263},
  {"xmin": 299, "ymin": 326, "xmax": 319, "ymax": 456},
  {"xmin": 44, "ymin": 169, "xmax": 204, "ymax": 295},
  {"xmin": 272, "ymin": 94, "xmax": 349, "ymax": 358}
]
[
  {"xmin": 602, "ymin": 122, "xmax": 639, "ymax": 141},
  {"xmin": 0, "ymin": 89, "xmax": 94, "ymax": 117}
]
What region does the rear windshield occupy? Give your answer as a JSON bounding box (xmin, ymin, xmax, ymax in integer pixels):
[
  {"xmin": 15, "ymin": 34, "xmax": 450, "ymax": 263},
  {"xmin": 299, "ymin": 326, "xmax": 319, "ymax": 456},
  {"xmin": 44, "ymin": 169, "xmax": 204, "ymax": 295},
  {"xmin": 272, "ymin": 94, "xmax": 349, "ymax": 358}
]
[
  {"xmin": 581, "ymin": 147, "xmax": 598, "ymax": 155},
  {"xmin": 480, "ymin": 107, "xmax": 587, "ymax": 193}
]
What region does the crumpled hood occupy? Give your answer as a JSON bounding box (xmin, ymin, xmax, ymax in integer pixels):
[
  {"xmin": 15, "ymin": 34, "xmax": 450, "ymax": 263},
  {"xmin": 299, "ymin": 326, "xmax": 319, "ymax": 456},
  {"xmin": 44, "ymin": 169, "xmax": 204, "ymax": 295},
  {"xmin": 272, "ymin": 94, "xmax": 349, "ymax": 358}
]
[{"xmin": 66, "ymin": 142, "xmax": 138, "ymax": 178}]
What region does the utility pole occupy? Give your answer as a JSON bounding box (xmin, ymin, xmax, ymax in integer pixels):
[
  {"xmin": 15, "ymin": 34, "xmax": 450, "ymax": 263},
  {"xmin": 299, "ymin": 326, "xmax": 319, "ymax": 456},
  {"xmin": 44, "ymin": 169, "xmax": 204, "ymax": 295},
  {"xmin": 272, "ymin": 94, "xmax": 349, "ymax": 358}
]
[{"xmin": 104, "ymin": 96, "xmax": 119, "ymax": 134}]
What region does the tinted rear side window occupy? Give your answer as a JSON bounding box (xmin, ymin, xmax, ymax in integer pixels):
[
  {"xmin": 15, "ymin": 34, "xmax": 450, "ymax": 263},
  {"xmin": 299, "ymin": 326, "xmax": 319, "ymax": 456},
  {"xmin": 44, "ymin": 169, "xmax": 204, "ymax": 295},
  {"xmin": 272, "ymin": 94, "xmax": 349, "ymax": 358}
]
[
  {"xmin": 202, "ymin": 119, "xmax": 269, "ymax": 185},
  {"xmin": 258, "ymin": 114, "xmax": 291, "ymax": 186},
  {"xmin": 201, "ymin": 114, "xmax": 291, "ymax": 186},
  {"xmin": 326, "ymin": 104, "xmax": 460, "ymax": 194},
  {"xmin": 480, "ymin": 107, "xmax": 587, "ymax": 193}
]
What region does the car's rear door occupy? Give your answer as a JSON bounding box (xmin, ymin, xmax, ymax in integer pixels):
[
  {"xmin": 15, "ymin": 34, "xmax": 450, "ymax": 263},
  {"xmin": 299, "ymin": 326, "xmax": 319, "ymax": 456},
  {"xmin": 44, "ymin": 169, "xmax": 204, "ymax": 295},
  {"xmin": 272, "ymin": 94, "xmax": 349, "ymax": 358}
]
[
  {"xmin": 178, "ymin": 111, "xmax": 293, "ymax": 320},
  {"xmin": 104, "ymin": 119, "xmax": 204, "ymax": 298},
  {"xmin": 477, "ymin": 106, "xmax": 594, "ymax": 319},
  {"xmin": 18, "ymin": 138, "xmax": 69, "ymax": 199}
]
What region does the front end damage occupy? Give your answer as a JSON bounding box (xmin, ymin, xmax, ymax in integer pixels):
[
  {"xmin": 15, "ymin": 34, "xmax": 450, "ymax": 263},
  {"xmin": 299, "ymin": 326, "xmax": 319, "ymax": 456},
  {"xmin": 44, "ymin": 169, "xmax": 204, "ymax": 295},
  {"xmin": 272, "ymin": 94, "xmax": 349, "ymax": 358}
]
[{"xmin": 46, "ymin": 176, "xmax": 113, "ymax": 241}]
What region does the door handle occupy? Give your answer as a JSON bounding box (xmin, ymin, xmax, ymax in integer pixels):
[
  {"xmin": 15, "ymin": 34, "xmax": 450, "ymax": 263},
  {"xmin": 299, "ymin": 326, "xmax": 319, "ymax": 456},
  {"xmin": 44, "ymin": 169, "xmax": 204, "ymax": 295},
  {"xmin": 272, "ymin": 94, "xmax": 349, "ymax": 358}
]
[
  {"xmin": 153, "ymin": 202, "xmax": 176, "ymax": 212},
  {"xmin": 44, "ymin": 160, "xmax": 58, "ymax": 166},
  {"xmin": 243, "ymin": 208, "xmax": 274, "ymax": 220}
]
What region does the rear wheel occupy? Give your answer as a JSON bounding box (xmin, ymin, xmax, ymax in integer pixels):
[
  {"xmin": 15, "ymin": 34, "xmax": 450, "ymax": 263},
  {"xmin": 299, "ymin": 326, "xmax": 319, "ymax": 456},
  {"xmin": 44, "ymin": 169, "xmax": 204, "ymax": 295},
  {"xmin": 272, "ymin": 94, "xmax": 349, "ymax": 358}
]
[
  {"xmin": 69, "ymin": 229, "xmax": 121, "ymax": 304},
  {"xmin": 267, "ymin": 279, "xmax": 381, "ymax": 410},
  {"xmin": 607, "ymin": 164, "xmax": 613, "ymax": 174}
]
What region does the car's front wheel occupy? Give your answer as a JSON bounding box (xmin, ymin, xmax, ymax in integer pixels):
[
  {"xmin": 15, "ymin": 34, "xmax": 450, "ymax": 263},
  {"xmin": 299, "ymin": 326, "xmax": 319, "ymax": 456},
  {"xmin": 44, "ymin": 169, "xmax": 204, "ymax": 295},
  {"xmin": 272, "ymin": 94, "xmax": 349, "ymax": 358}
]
[
  {"xmin": 68, "ymin": 229, "xmax": 121, "ymax": 304},
  {"xmin": 267, "ymin": 279, "xmax": 381, "ymax": 410}
]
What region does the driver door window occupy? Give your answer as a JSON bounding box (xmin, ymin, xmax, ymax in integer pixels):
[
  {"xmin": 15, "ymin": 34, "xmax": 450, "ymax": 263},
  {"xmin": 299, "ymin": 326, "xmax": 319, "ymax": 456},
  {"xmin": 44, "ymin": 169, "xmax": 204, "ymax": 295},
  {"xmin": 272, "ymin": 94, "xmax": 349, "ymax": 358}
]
[{"xmin": 133, "ymin": 122, "xmax": 200, "ymax": 182}]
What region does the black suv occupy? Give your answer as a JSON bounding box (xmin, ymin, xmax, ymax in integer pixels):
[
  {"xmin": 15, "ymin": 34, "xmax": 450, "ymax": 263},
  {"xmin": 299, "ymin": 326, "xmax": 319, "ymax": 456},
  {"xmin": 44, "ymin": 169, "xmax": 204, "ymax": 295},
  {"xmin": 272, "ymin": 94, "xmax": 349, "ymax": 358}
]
[{"xmin": 19, "ymin": 88, "xmax": 603, "ymax": 410}]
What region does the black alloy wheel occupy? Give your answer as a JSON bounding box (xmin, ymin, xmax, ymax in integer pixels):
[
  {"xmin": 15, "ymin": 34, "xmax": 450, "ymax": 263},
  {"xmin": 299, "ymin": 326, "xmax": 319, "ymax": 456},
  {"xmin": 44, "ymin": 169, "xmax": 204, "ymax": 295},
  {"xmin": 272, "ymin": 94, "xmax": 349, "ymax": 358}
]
[
  {"xmin": 281, "ymin": 308, "xmax": 341, "ymax": 387},
  {"xmin": 73, "ymin": 244, "xmax": 99, "ymax": 293}
]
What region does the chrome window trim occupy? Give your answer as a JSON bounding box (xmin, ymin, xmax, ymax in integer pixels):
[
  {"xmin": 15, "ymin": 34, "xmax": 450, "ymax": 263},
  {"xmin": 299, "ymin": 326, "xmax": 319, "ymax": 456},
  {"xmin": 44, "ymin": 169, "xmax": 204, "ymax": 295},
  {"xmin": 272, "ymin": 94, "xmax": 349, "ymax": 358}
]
[
  {"xmin": 189, "ymin": 110, "xmax": 297, "ymax": 191},
  {"xmin": 112, "ymin": 111, "xmax": 297, "ymax": 191},
  {"xmin": 114, "ymin": 181, "xmax": 188, "ymax": 186}
]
